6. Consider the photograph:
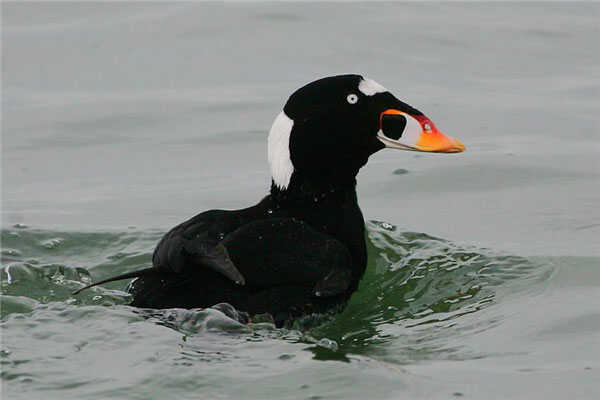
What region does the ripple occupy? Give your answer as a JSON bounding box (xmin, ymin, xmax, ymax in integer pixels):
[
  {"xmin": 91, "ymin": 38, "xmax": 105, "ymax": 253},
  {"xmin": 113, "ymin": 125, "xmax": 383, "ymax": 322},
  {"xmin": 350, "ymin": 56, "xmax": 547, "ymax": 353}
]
[
  {"xmin": 1, "ymin": 225, "xmax": 554, "ymax": 365},
  {"xmin": 1, "ymin": 248, "xmax": 22, "ymax": 258},
  {"xmin": 40, "ymin": 237, "xmax": 64, "ymax": 249},
  {"xmin": 392, "ymin": 168, "xmax": 409, "ymax": 175},
  {"xmin": 309, "ymin": 221, "xmax": 552, "ymax": 362},
  {"xmin": 143, "ymin": 306, "xmax": 251, "ymax": 335}
]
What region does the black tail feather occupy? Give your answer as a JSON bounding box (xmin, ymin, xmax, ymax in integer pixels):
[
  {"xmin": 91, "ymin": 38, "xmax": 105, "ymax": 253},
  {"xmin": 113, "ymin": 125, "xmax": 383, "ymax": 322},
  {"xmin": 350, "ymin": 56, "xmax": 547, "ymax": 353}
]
[{"xmin": 72, "ymin": 267, "xmax": 157, "ymax": 295}]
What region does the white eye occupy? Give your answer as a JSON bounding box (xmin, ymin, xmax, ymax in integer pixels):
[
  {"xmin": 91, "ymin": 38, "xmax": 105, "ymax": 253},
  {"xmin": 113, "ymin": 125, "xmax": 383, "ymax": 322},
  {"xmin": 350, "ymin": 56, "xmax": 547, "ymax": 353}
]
[{"xmin": 346, "ymin": 94, "xmax": 358, "ymax": 104}]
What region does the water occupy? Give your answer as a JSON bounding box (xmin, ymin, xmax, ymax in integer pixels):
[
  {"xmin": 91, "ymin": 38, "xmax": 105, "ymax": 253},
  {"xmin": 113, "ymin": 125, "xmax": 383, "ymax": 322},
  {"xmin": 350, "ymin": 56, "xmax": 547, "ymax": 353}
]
[{"xmin": 2, "ymin": 2, "xmax": 599, "ymax": 399}]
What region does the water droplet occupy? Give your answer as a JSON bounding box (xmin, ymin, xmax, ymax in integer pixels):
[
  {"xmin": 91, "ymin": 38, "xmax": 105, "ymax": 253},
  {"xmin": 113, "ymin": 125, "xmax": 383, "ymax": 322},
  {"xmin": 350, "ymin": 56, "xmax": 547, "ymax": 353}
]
[
  {"xmin": 381, "ymin": 222, "xmax": 394, "ymax": 230},
  {"xmin": 217, "ymin": 233, "xmax": 225, "ymax": 240}
]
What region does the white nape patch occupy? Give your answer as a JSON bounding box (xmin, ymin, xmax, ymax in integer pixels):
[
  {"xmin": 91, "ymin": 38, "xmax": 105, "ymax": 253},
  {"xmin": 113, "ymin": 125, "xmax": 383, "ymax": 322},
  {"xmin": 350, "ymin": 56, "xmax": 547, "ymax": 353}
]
[
  {"xmin": 268, "ymin": 111, "xmax": 294, "ymax": 189},
  {"xmin": 358, "ymin": 78, "xmax": 387, "ymax": 96}
]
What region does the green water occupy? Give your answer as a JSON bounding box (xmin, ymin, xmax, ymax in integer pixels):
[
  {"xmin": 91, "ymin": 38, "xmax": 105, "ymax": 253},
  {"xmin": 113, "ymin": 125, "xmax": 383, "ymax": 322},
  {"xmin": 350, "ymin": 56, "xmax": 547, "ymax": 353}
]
[{"xmin": 2, "ymin": 223, "xmax": 595, "ymax": 399}]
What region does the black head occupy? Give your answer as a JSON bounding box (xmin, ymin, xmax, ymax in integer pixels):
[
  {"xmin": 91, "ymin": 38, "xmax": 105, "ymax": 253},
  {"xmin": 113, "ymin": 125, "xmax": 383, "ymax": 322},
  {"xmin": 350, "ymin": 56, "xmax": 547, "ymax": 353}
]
[{"xmin": 268, "ymin": 74, "xmax": 465, "ymax": 190}]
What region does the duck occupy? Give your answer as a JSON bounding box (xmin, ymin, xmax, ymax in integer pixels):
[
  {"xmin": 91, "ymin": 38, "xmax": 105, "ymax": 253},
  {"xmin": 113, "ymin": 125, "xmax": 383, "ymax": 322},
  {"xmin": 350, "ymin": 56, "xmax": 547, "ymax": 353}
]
[{"xmin": 73, "ymin": 74, "xmax": 465, "ymax": 326}]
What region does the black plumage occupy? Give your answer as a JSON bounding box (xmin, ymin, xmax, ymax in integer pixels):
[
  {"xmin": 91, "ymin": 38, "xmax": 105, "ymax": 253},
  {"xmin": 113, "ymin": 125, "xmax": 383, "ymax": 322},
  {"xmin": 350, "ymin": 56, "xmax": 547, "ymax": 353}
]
[{"xmin": 129, "ymin": 184, "xmax": 362, "ymax": 325}]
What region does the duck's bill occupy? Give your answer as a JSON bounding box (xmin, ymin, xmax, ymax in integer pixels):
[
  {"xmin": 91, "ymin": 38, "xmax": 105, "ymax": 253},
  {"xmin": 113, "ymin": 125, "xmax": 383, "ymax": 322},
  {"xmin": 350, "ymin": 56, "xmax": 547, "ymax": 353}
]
[{"xmin": 377, "ymin": 109, "xmax": 465, "ymax": 153}]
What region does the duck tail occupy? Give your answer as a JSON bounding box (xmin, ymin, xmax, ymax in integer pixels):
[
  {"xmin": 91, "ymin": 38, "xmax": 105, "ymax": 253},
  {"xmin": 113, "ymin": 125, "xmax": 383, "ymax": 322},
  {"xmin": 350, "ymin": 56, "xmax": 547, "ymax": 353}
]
[{"xmin": 72, "ymin": 267, "xmax": 157, "ymax": 295}]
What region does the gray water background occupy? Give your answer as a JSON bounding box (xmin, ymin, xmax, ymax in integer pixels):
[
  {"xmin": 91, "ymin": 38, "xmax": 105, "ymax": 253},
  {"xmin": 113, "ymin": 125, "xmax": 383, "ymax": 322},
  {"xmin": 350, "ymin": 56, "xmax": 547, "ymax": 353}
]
[{"xmin": 2, "ymin": 2, "xmax": 600, "ymax": 399}]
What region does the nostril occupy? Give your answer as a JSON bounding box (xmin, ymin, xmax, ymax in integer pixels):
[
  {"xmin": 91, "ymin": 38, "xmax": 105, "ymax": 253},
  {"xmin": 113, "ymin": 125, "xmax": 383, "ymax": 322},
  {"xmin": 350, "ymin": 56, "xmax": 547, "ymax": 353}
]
[{"xmin": 381, "ymin": 114, "xmax": 407, "ymax": 140}]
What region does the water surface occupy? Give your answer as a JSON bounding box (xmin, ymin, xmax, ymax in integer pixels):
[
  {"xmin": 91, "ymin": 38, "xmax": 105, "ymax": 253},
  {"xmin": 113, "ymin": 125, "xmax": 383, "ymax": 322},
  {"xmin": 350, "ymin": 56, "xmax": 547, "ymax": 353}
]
[{"xmin": 2, "ymin": 2, "xmax": 600, "ymax": 399}]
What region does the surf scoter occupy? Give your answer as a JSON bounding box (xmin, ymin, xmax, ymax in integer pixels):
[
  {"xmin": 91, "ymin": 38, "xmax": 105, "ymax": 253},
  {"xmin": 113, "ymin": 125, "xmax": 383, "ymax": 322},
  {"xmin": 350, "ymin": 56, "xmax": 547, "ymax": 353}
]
[{"xmin": 74, "ymin": 75, "xmax": 465, "ymax": 326}]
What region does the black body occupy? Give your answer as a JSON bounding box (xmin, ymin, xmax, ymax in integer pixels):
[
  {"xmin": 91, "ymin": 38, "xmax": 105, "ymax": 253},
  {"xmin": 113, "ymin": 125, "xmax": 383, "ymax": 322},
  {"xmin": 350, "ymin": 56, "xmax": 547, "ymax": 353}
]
[{"xmin": 129, "ymin": 178, "xmax": 365, "ymax": 326}]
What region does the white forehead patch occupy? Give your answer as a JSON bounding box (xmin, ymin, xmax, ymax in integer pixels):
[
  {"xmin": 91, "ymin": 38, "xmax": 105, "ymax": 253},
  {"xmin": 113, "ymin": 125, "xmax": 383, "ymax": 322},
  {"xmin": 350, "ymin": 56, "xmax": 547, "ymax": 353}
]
[
  {"xmin": 358, "ymin": 78, "xmax": 387, "ymax": 96},
  {"xmin": 268, "ymin": 111, "xmax": 294, "ymax": 189}
]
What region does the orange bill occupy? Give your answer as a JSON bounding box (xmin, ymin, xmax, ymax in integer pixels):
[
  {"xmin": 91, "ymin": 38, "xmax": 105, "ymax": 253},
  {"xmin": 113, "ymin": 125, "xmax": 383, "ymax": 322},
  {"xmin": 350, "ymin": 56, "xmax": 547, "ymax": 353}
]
[{"xmin": 378, "ymin": 109, "xmax": 466, "ymax": 153}]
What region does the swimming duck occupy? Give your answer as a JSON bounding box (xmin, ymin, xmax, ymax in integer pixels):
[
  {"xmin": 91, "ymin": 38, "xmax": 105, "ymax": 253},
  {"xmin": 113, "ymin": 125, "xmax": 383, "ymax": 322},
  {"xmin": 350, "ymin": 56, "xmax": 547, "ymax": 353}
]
[{"xmin": 74, "ymin": 74, "xmax": 465, "ymax": 326}]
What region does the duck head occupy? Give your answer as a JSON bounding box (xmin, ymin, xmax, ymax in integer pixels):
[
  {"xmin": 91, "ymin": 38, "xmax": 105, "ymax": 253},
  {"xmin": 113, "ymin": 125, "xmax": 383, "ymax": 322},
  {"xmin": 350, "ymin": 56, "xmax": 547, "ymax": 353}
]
[{"xmin": 268, "ymin": 74, "xmax": 465, "ymax": 190}]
